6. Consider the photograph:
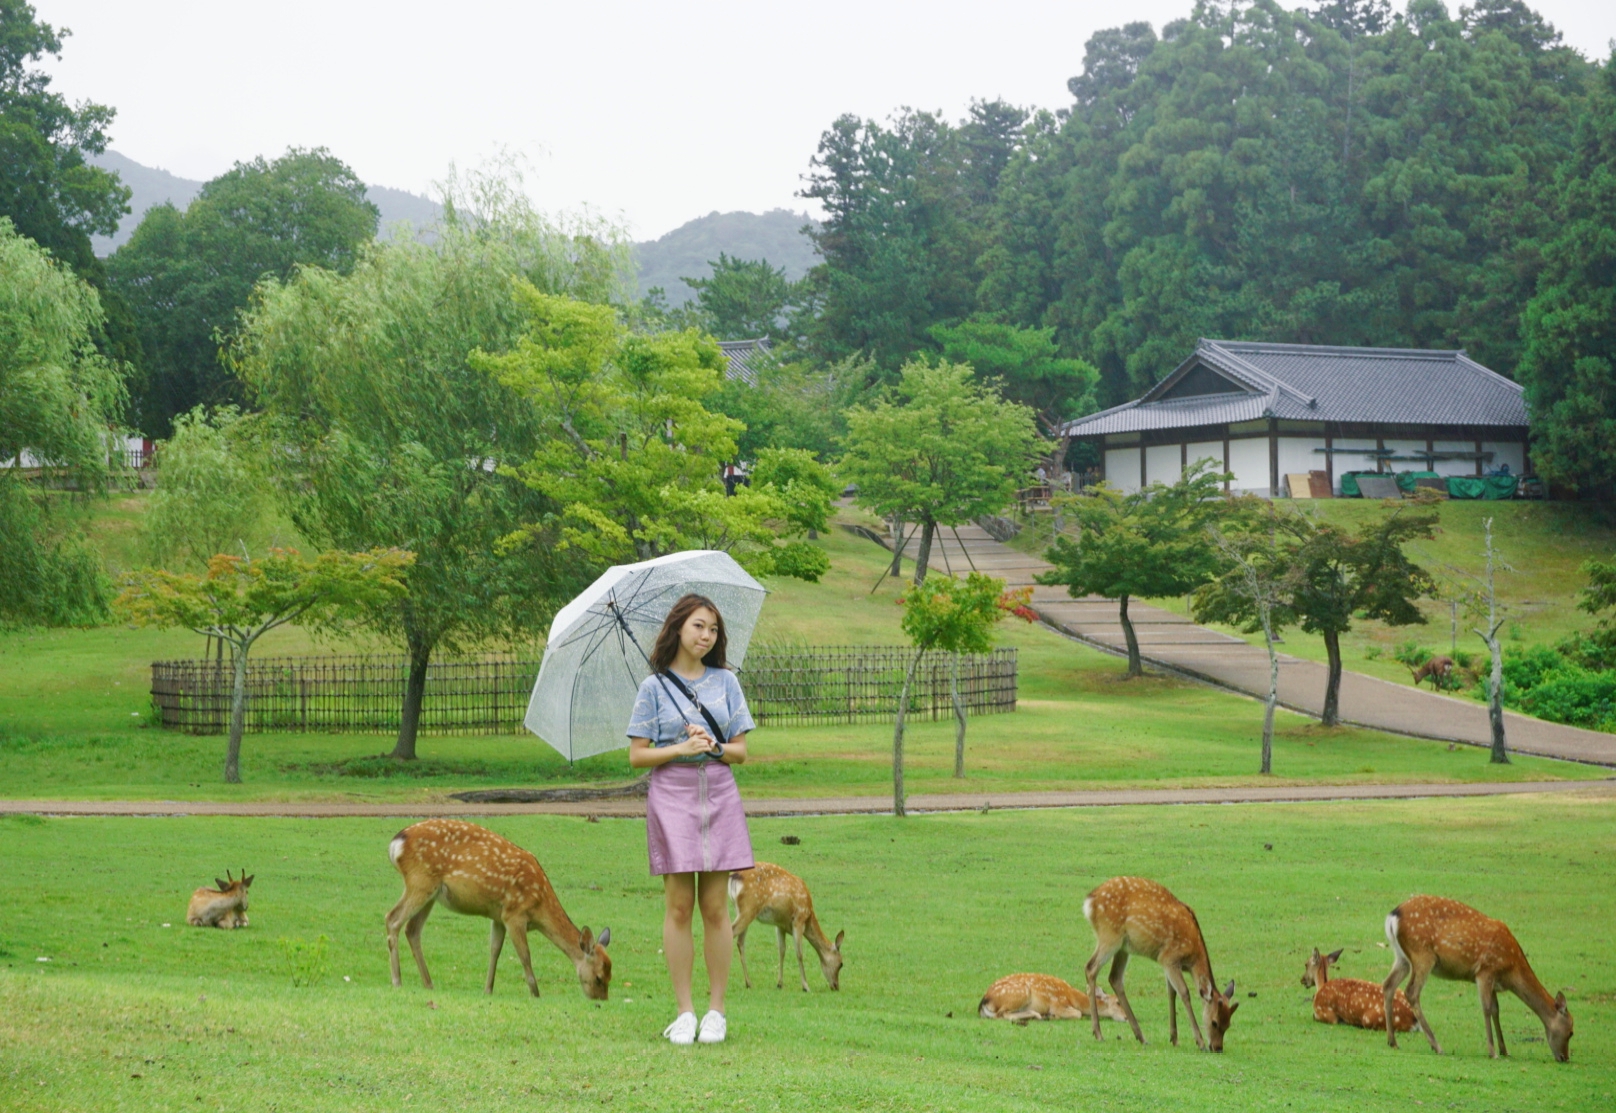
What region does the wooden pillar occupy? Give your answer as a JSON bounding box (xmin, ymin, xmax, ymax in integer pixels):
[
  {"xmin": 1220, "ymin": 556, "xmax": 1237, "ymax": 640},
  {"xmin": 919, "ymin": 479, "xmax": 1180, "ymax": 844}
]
[
  {"xmin": 1475, "ymin": 438, "xmax": 1484, "ymax": 477},
  {"xmin": 1222, "ymin": 434, "xmax": 1231, "ymax": 493},
  {"xmin": 1268, "ymin": 420, "xmax": 1279, "ymax": 497},
  {"xmin": 1426, "ymin": 436, "xmax": 1435, "ymax": 473},
  {"xmin": 1376, "ymin": 437, "xmax": 1386, "ymax": 473},
  {"xmin": 1324, "ymin": 432, "xmax": 1334, "ymax": 492},
  {"xmin": 1522, "ymin": 436, "xmax": 1532, "ymax": 478},
  {"xmin": 1139, "ymin": 444, "xmax": 1147, "ymax": 490},
  {"xmin": 1181, "ymin": 441, "xmax": 1188, "ymax": 476}
]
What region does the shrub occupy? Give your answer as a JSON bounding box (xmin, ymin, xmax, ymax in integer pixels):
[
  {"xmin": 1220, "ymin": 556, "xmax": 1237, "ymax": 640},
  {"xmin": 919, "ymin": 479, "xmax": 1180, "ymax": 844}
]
[
  {"xmin": 768, "ymin": 540, "xmax": 832, "ymax": 583},
  {"xmin": 1518, "ymin": 668, "xmax": 1616, "ymax": 732},
  {"xmin": 1393, "ymin": 640, "xmax": 1432, "ymax": 668}
]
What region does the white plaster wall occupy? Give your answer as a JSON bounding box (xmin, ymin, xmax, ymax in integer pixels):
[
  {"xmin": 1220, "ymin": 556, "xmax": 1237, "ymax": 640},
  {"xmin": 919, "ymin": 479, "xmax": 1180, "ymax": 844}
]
[
  {"xmin": 1484, "ymin": 441, "xmax": 1525, "ymax": 475},
  {"xmin": 1104, "ymin": 447, "xmax": 1142, "ymax": 493},
  {"xmin": 1432, "ymin": 440, "xmax": 1478, "ymax": 478},
  {"xmin": 1329, "ymin": 441, "xmax": 1380, "ymax": 489},
  {"xmin": 1186, "ymin": 440, "xmax": 1223, "ymax": 475},
  {"xmin": 1277, "ymin": 437, "xmax": 1325, "ymax": 488},
  {"xmin": 1145, "ymin": 444, "xmax": 1181, "ymax": 486},
  {"xmin": 1382, "ymin": 439, "xmax": 1429, "ymax": 470},
  {"xmin": 1228, "ymin": 437, "xmax": 1270, "ymax": 495}
]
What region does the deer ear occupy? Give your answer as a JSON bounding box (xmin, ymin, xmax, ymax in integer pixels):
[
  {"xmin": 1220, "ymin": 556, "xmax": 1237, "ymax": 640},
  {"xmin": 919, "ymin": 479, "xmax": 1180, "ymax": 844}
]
[
  {"xmin": 243, "ymin": 874, "xmax": 254, "ymax": 888},
  {"xmin": 834, "ymin": 929, "xmax": 845, "ymax": 950},
  {"xmin": 1555, "ymin": 991, "xmax": 1568, "ymax": 1013},
  {"xmin": 1224, "ymin": 980, "xmax": 1236, "ymax": 999},
  {"xmin": 596, "ymin": 927, "xmax": 611, "ymax": 948},
  {"xmin": 1327, "ymin": 949, "xmax": 1343, "ymax": 963},
  {"xmin": 215, "ymin": 878, "xmax": 228, "ymax": 891},
  {"xmin": 579, "ymin": 927, "xmax": 594, "ymax": 951}
]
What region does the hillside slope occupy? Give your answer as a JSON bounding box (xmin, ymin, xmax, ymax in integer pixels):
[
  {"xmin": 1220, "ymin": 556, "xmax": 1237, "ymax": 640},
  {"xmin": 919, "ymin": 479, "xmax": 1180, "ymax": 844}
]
[{"xmin": 634, "ymin": 208, "xmax": 819, "ymax": 305}]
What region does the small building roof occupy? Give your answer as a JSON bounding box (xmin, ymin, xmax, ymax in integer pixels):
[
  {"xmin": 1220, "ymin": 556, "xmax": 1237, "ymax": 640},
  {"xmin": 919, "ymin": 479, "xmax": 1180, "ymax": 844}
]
[
  {"xmin": 1061, "ymin": 339, "xmax": 1528, "ymax": 437},
  {"xmin": 719, "ymin": 338, "xmax": 771, "ymax": 385}
]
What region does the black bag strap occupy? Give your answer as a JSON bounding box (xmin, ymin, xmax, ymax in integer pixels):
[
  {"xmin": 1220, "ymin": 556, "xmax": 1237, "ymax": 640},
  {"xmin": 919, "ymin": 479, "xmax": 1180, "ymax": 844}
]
[{"xmin": 657, "ymin": 669, "xmax": 729, "ymax": 747}]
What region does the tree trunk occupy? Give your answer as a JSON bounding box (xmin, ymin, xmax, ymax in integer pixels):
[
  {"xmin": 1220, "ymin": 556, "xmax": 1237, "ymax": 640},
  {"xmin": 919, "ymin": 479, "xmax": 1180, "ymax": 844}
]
[
  {"xmin": 224, "ymin": 640, "xmax": 248, "ymax": 784},
  {"xmin": 1118, "ymin": 594, "xmax": 1142, "ymax": 678},
  {"xmin": 1321, "ymin": 628, "xmax": 1343, "ymax": 727},
  {"xmin": 892, "ymin": 649, "xmax": 923, "ymax": 817},
  {"xmin": 392, "ymin": 631, "xmax": 433, "ymax": 761},
  {"xmin": 1486, "ymin": 632, "xmax": 1509, "ymax": 764},
  {"xmin": 889, "ymin": 519, "xmax": 905, "ymax": 576},
  {"xmin": 951, "ymin": 652, "xmax": 966, "ymax": 778},
  {"xmin": 912, "ymin": 519, "xmax": 936, "ymax": 586},
  {"xmin": 1260, "ymin": 612, "xmax": 1277, "ymax": 776}
]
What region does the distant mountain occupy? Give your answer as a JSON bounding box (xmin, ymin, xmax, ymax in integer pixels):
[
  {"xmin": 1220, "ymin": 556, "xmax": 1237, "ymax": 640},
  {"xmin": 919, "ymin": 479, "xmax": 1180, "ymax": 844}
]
[
  {"xmin": 88, "ymin": 150, "xmax": 443, "ymax": 255},
  {"xmin": 635, "ymin": 209, "xmax": 819, "ymax": 306}
]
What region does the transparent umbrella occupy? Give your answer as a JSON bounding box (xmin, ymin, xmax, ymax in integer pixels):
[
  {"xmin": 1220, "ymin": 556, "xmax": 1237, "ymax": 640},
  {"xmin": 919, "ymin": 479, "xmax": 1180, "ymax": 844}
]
[{"xmin": 524, "ymin": 550, "xmax": 768, "ymax": 761}]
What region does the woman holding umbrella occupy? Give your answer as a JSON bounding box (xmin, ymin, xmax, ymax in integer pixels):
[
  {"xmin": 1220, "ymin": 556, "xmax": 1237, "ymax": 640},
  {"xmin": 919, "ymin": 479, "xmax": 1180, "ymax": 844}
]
[{"xmin": 627, "ymin": 593, "xmax": 756, "ymax": 1046}]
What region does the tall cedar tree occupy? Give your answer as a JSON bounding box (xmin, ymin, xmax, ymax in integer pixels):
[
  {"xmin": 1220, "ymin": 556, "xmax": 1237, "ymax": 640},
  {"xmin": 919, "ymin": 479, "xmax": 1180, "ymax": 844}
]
[
  {"xmin": 840, "ymin": 361, "xmax": 1041, "ymax": 585},
  {"xmin": 1039, "ymin": 462, "xmax": 1227, "ymax": 677}
]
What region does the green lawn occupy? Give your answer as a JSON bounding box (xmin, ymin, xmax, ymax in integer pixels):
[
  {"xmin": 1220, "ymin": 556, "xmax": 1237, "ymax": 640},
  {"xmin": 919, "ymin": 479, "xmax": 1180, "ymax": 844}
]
[
  {"xmin": 0, "ymin": 522, "xmax": 1600, "ymax": 801},
  {"xmin": 3, "ymin": 793, "xmax": 1612, "ymax": 1111}
]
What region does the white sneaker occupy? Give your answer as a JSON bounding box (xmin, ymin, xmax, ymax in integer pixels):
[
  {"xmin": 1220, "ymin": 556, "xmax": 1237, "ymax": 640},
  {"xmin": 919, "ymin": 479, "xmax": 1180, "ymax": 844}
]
[
  {"xmin": 663, "ymin": 1012, "xmax": 698, "ymax": 1046},
  {"xmin": 697, "ymin": 1010, "xmax": 727, "ymax": 1044}
]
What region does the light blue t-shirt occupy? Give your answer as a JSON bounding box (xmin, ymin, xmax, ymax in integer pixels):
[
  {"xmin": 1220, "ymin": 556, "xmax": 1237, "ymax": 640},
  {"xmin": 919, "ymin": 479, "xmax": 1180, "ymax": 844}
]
[{"xmin": 626, "ymin": 667, "xmax": 756, "ymax": 764}]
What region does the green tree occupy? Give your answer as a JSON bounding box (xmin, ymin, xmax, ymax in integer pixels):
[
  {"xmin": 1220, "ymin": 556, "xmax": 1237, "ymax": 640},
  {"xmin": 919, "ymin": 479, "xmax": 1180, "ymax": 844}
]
[
  {"xmin": 682, "ymin": 253, "xmax": 797, "ymax": 342},
  {"xmin": 841, "ymin": 361, "xmax": 1041, "ymax": 585},
  {"xmin": 1576, "ymin": 554, "xmax": 1616, "ymax": 666},
  {"xmin": 116, "ymin": 548, "xmax": 411, "ymax": 782},
  {"xmin": 710, "ymin": 352, "xmax": 870, "ymax": 461},
  {"xmin": 1281, "ymin": 506, "xmax": 1438, "ymax": 726},
  {"xmin": 1040, "ymin": 462, "xmax": 1228, "ymax": 678},
  {"xmin": 0, "ymin": 217, "xmax": 125, "ymax": 624},
  {"xmin": 1467, "ymin": 518, "xmax": 1513, "ymax": 764},
  {"xmin": 1517, "ymin": 54, "xmax": 1616, "ymax": 497},
  {"xmin": 140, "ymin": 406, "xmax": 285, "ymax": 570},
  {"xmin": 233, "ymin": 217, "xmax": 597, "ymax": 761},
  {"xmin": 750, "ymin": 447, "xmax": 838, "ymax": 537},
  {"xmin": 929, "ymin": 318, "xmax": 1099, "ymax": 436},
  {"xmin": 0, "ymin": 2, "xmax": 128, "ymax": 277},
  {"xmin": 108, "ymin": 148, "xmax": 379, "ymax": 434},
  {"xmin": 1194, "ymin": 500, "xmax": 1303, "ymax": 774},
  {"xmin": 891, "ymin": 572, "xmax": 1007, "ymax": 814}
]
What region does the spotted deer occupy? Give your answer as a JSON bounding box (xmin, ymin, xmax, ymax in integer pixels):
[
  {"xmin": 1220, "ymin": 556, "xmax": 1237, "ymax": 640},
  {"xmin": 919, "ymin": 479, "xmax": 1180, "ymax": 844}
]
[
  {"xmin": 978, "ymin": 973, "xmax": 1129, "ymax": 1024},
  {"xmin": 728, "ymin": 861, "xmax": 844, "ymax": 991},
  {"xmin": 1303, "ymin": 947, "xmax": 1417, "ymax": 1031},
  {"xmin": 1383, "ymin": 895, "xmax": 1572, "ymax": 1061},
  {"xmin": 1083, "ymin": 876, "xmax": 1238, "ymax": 1052},
  {"xmin": 187, "ymin": 869, "xmax": 252, "ymax": 929},
  {"xmin": 385, "ymin": 819, "xmax": 611, "ymax": 999}
]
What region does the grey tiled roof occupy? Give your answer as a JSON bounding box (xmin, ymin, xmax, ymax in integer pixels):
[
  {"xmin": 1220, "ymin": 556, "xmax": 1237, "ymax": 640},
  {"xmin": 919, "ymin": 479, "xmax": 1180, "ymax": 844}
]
[
  {"xmin": 1061, "ymin": 340, "xmax": 1529, "ymax": 437},
  {"xmin": 719, "ymin": 338, "xmax": 771, "ymax": 385}
]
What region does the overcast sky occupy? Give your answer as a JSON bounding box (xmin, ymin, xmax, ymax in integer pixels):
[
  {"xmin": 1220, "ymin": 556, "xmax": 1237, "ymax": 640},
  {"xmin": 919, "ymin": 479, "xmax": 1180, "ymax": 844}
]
[{"xmin": 39, "ymin": 0, "xmax": 1616, "ymax": 241}]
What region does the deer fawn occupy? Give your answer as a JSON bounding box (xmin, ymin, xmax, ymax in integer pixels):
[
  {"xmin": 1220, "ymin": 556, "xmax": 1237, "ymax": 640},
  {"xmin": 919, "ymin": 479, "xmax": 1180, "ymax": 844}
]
[
  {"xmin": 1408, "ymin": 656, "xmax": 1455, "ymax": 690},
  {"xmin": 187, "ymin": 869, "xmax": 252, "ymax": 929},
  {"xmin": 728, "ymin": 862, "xmax": 844, "ymax": 991},
  {"xmin": 1083, "ymin": 876, "xmax": 1238, "ymax": 1052},
  {"xmin": 979, "ymin": 973, "xmax": 1129, "ymax": 1024},
  {"xmin": 1303, "ymin": 947, "xmax": 1417, "ymax": 1031},
  {"xmin": 385, "ymin": 819, "xmax": 612, "ymax": 999},
  {"xmin": 1383, "ymin": 895, "xmax": 1572, "ymax": 1061}
]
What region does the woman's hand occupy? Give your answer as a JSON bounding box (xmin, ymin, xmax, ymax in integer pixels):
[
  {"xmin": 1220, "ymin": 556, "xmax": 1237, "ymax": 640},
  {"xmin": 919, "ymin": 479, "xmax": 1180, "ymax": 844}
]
[{"xmin": 673, "ymin": 722, "xmax": 716, "ymax": 757}]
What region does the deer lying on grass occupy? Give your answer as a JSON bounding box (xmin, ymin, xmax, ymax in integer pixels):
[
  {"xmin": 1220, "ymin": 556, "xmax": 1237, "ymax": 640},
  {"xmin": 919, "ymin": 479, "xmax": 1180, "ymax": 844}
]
[
  {"xmin": 728, "ymin": 862, "xmax": 844, "ymax": 991},
  {"xmin": 1303, "ymin": 947, "xmax": 1416, "ymax": 1031},
  {"xmin": 1408, "ymin": 656, "xmax": 1455, "ymax": 690},
  {"xmin": 385, "ymin": 819, "xmax": 611, "ymax": 999},
  {"xmin": 979, "ymin": 973, "xmax": 1129, "ymax": 1024},
  {"xmin": 1383, "ymin": 895, "xmax": 1572, "ymax": 1061},
  {"xmin": 1083, "ymin": 876, "xmax": 1238, "ymax": 1052},
  {"xmin": 187, "ymin": 870, "xmax": 253, "ymax": 928}
]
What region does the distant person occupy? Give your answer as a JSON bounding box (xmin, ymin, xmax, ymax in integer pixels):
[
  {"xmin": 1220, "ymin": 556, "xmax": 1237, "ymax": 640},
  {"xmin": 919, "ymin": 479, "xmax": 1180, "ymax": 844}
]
[{"xmin": 627, "ymin": 593, "xmax": 755, "ymax": 1046}]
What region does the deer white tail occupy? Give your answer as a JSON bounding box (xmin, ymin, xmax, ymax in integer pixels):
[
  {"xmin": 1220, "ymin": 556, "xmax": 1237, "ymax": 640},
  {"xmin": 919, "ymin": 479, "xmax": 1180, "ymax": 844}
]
[
  {"xmin": 727, "ymin": 873, "xmax": 744, "ymax": 903},
  {"xmin": 388, "ymin": 834, "xmax": 406, "ymax": 866},
  {"xmin": 1384, "ymin": 910, "xmax": 1408, "ymax": 966},
  {"xmin": 1082, "ymin": 896, "xmax": 1094, "ymax": 926}
]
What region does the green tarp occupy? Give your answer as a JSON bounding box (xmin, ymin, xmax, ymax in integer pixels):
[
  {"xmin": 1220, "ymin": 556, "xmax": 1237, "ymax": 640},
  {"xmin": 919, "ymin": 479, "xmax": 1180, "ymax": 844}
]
[
  {"xmin": 1447, "ymin": 474, "xmax": 1519, "ymax": 500},
  {"xmin": 1396, "ymin": 470, "xmax": 1442, "ymax": 492}
]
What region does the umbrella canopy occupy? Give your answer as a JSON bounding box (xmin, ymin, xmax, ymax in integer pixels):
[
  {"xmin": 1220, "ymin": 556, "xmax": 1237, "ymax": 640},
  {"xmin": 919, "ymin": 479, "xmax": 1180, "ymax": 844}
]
[{"xmin": 525, "ymin": 550, "xmax": 767, "ymax": 761}]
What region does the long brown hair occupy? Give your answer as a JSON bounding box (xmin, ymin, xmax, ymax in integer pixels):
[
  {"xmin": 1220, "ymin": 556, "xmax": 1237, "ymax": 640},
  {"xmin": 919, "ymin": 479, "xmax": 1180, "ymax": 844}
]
[{"xmin": 649, "ymin": 594, "xmax": 728, "ymax": 672}]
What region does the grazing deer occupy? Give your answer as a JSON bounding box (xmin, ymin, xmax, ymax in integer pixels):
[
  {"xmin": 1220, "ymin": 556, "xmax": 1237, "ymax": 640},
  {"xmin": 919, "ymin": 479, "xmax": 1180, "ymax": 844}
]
[
  {"xmin": 385, "ymin": 819, "xmax": 611, "ymax": 999},
  {"xmin": 1383, "ymin": 895, "xmax": 1572, "ymax": 1061},
  {"xmin": 187, "ymin": 870, "xmax": 253, "ymax": 928},
  {"xmin": 1408, "ymin": 656, "xmax": 1455, "ymax": 690},
  {"xmin": 979, "ymin": 973, "xmax": 1129, "ymax": 1024},
  {"xmin": 1083, "ymin": 876, "xmax": 1238, "ymax": 1052},
  {"xmin": 728, "ymin": 862, "xmax": 844, "ymax": 991},
  {"xmin": 1303, "ymin": 947, "xmax": 1417, "ymax": 1031}
]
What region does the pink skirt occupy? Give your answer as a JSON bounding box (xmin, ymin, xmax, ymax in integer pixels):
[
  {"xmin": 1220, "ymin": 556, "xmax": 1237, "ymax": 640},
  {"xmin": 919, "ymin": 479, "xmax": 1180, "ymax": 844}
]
[{"xmin": 646, "ymin": 761, "xmax": 754, "ymax": 876}]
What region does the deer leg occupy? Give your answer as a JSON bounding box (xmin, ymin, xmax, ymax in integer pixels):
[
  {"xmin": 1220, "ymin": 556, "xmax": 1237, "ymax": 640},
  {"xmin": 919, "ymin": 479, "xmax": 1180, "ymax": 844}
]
[
  {"xmin": 730, "ymin": 907, "xmax": 757, "ymax": 990},
  {"xmin": 386, "ymin": 888, "xmax": 434, "ymax": 988},
  {"xmin": 1085, "ymin": 937, "xmax": 1123, "ymax": 1042},
  {"xmin": 1404, "ymin": 959, "xmax": 1442, "ymax": 1055},
  {"xmin": 1164, "ymin": 965, "xmax": 1204, "ymax": 1051},
  {"xmin": 507, "ymin": 921, "xmax": 541, "ymax": 998},
  {"xmin": 485, "ymin": 919, "xmax": 507, "ymax": 995},
  {"xmin": 1478, "ymin": 976, "xmax": 1506, "ymax": 1058},
  {"xmin": 404, "ymin": 901, "xmax": 436, "ymax": 990},
  {"xmin": 794, "ymin": 922, "xmax": 810, "ymax": 993},
  {"xmin": 1382, "ymin": 949, "xmax": 1411, "ymax": 1048},
  {"xmin": 1108, "ymin": 952, "xmax": 1145, "ymax": 1046},
  {"xmin": 1167, "ymin": 980, "xmax": 1178, "ymax": 1047},
  {"xmin": 775, "ymin": 926, "xmax": 787, "ymax": 990}
]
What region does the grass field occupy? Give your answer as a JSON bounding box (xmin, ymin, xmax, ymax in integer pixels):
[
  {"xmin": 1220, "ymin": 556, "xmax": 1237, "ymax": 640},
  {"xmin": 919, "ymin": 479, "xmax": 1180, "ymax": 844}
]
[
  {"xmin": 2, "ymin": 792, "xmax": 1612, "ymax": 1112},
  {"xmin": 0, "ymin": 519, "xmax": 1600, "ymax": 801}
]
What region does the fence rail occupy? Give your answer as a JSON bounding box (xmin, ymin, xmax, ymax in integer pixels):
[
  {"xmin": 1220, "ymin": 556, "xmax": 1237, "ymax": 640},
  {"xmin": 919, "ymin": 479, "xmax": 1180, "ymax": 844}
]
[{"xmin": 150, "ymin": 647, "xmax": 1018, "ymax": 736}]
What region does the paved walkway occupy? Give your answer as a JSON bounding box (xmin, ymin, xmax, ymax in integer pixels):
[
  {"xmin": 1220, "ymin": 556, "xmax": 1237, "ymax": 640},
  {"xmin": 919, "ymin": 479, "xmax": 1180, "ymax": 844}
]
[
  {"xmin": 2, "ymin": 779, "xmax": 1608, "ymax": 818},
  {"xmin": 886, "ymin": 523, "xmax": 1616, "ymax": 767}
]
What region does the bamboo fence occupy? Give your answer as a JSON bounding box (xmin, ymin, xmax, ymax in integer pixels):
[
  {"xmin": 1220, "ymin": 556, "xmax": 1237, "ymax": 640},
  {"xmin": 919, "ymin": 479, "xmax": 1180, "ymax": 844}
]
[{"xmin": 150, "ymin": 647, "xmax": 1017, "ymax": 736}]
